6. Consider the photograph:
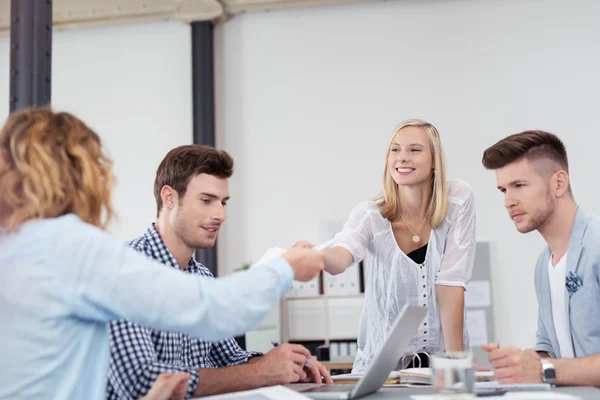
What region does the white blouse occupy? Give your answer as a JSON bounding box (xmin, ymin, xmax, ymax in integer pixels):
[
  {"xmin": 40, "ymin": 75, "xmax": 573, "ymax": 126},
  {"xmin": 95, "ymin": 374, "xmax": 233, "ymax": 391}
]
[{"xmin": 332, "ymin": 179, "xmax": 477, "ymax": 373}]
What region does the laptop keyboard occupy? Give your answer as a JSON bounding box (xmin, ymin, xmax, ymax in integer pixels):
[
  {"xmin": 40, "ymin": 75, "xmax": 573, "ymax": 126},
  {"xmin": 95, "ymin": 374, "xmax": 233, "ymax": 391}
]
[{"xmin": 300, "ymin": 384, "xmax": 356, "ymax": 393}]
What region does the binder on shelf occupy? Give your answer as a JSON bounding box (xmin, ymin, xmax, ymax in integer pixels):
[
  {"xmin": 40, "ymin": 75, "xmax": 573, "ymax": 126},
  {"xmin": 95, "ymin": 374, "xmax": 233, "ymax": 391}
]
[
  {"xmin": 349, "ymin": 342, "xmax": 358, "ymax": 356},
  {"xmin": 330, "ymin": 341, "xmax": 359, "ymax": 360},
  {"xmin": 286, "ymin": 274, "xmax": 320, "ymax": 298}
]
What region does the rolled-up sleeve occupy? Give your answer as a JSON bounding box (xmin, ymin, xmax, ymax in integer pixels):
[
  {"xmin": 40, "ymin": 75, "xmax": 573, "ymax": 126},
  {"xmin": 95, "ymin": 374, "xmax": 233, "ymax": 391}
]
[
  {"xmin": 534, "ymin": 312, "xmax": 556, "ymax": 357},
  {"xmin": 207, "ymin": 338, "xmax": 262, "ymax": 367},
  {"xmin": 435, "ymin": 185, "xmax": 476, "ymax": 288},
  {"xmin": 333, "ymin": 202, "xmax": 374, "ymax": 264}
]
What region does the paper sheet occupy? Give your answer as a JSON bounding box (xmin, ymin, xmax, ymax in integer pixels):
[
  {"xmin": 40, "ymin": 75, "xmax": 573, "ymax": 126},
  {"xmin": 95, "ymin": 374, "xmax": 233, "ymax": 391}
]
[
  {"xmin": 466, "ymin": 309, "xmax": 488, "ymax": 346},
  {"xmin": 465, "ymin": 280, "xmax": 492, "ymax": 307},
  {"xmin": 252, "ymin": 247, "xmax": 286, "ymax": 267},
  {"xmin": 252, "ymin": 238, "xmax": 338, "ymax": 268},
  {"xmin": 314, "ymin": 237, "xmax": 337, "ymax": 251},
  {"xmin": 193, "ymin": 385, "xmax": 312, "ymax": 400},
  {"xmin": 332, "ymin": 371, "xmax": 402, "ymax": 381}
]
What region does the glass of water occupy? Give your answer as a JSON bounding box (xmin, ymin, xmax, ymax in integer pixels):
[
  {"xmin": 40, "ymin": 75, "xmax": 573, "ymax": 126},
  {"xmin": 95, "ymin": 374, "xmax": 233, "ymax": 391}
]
[{"xmin": 431, "ymin": 351, "xmax": 475, "ymax": 399}]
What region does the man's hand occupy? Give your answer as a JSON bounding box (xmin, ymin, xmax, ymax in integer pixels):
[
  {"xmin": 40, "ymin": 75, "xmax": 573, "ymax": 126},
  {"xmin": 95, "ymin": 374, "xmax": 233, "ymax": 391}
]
[
  {"xmin": 281, "ymin": 248, "xmax": 324, "ymax": 282},
  {"xmin": 482, "ymin": 343, "xmax": 543, "ymax": 384},
  {"xmin": 300, "ymin": 355, "xmax": 334, "ymax": 384},
  {"xmin": 254, "ymin": 344, "xmax": 309, "ymax": 385},
  {"xmin": 249, "ymin": 344, "xmax": 317, "ymax": 386},
  {"xmin": 141, "ymin": 372, "xmax": 190, "ymax": 400}
]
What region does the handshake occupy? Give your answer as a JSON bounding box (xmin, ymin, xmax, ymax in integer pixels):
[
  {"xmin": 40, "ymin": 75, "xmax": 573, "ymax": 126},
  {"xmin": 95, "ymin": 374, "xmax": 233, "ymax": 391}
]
[
  {"xmin": 256, "ymin": 241, "xmax": 327, "ymax": 282},
  {"xmin": 281, "ymin": 245, "xmax": 324, "ymax": 282}
]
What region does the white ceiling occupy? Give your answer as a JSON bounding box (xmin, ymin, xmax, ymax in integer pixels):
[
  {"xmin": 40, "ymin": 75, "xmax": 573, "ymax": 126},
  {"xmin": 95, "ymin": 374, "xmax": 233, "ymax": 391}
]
[{"xmin": 0, "ymin": 0, "xmax": 374, "ymax": 32}]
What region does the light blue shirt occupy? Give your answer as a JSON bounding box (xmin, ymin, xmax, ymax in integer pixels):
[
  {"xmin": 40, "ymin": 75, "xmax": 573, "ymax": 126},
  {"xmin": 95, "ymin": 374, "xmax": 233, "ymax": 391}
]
[{"xmin": 0, "ymin": 214, "xmax": 293, "ymax": 400}]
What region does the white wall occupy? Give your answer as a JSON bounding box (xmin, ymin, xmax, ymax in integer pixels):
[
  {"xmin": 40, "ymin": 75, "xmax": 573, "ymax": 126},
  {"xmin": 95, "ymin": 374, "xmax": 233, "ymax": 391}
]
[
  {"xmin": 215, "ymin": 0, "xmax": 600, "ymax": 349},
  {"xmin": 0, "ymin": 21, "xmax": 193, "ymax": 240},
  {"xmin": 1, "ymin": 0, "xmax": 599, "ymax": 352}
]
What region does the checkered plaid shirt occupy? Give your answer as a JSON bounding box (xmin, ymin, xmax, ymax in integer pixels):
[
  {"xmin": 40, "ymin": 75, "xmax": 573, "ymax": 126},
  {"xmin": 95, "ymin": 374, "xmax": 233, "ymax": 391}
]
[{"xmin": 106, "ymin": 224, "xmax": 262, "ymax": 399}]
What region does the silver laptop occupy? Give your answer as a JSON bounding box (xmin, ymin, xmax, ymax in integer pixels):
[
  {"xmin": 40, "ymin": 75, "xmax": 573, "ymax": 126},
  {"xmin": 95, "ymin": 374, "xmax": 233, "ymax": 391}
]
[{"xmin": 291, "ymin": 304, "xmax": 427, "ymax": 399}]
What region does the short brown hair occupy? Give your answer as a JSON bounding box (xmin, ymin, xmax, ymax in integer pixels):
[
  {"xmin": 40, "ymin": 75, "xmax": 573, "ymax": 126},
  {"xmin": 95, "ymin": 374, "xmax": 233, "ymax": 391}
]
[
  {"xmin": 0, "ymin": 107, "xmax": 114, "ymax": 231},
  {"xmin": 154, "ymin": 145, "xmax": 234, "ymax": 216},
  {"xmin": 482, "ymin": 130, "xmax": 569, "ymax": 173}
]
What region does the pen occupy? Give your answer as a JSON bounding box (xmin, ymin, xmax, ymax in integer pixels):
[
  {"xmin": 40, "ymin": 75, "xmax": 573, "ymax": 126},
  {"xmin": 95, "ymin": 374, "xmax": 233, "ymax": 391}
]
[
  {"xmin": 271, "ymin": 341, "xmax": 313, "ymax": 368},
  {"xmin": 476, "ymin": 390, "xmax": 507, "ymax": 397}
]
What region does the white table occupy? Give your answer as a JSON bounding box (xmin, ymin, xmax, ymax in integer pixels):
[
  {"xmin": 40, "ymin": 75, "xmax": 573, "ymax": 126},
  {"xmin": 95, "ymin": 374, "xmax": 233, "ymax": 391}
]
[{"xmin": 367, "ymin": 385, "xmax": 600, "ymax": 399}]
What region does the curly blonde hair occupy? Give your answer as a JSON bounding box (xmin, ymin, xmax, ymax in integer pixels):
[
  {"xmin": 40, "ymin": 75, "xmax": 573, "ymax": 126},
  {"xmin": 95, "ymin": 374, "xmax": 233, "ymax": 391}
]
[{"xmin": 0, "ymin": 107, "xmax": 114, "ymax": 231}]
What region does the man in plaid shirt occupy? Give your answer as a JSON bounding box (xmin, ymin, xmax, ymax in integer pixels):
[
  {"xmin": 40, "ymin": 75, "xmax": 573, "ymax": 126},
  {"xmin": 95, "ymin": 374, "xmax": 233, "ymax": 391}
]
[{"xmin": 107, "ymin": 145, "xmax": 332, "ymax": 399}]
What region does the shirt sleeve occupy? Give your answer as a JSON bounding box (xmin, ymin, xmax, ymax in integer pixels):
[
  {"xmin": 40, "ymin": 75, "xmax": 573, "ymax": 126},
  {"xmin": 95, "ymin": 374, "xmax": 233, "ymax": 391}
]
[
  {"xmin": 435, "ymin": 182, "xmax": 477, "ymax": 288},
  {"xmin": 206, "ymin": 338, "xmax": 263, "ymax": 368},
  {"xmin": 108, "ymin": 320, "xmax": 200, "ymax": 400},
  {"xmin": 49, "ymin": 216, "xmax": 294, "ymax": 342},
  {"xmin": 533, "ymin": 256, "xmax": 556, "ymax": 357},
  {"xmin": 332, "ymin": 201, "xmax": 374, "ymax": 264},
  {"xmin": 534, "ymin": 311, "xmax": 556, "ymax": 357}
]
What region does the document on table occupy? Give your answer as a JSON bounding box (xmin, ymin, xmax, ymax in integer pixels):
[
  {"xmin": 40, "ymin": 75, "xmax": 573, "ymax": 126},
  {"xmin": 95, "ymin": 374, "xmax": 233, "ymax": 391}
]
[{"xmin": 192, "ymin": 385, "xmax": 312, "ymax": 400}]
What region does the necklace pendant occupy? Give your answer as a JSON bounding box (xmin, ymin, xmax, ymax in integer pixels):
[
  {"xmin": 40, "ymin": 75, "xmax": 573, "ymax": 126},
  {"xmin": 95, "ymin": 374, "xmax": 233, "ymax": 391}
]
[{"xmin": 412, "ymin": 235, "xmax": 421, "ymax": 243}]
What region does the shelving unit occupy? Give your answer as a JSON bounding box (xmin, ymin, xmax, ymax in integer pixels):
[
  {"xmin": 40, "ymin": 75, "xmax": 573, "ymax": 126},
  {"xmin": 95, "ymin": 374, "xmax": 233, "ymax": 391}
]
[
  {"xmin": 281, "ymin": 292, "xmax": 365, "ymax": 344},
  {"xmin": 243, "ymin": 260, "xmax": 365, "ymax": 356},
  {"xmin": 278, "ymin": 260, "xmax": 366, "ymax": 368}
]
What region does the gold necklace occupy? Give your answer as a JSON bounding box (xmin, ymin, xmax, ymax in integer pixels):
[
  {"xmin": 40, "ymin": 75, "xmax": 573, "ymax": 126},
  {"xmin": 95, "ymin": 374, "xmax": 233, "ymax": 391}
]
[{"xmin": 399, "ymin": 213, "xmax": 426, "ymax": 243}]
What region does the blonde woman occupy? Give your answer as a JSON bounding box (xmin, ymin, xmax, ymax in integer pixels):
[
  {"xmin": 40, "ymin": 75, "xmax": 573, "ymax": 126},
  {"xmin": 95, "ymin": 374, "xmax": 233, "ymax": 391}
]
[
  {"xmin": 298, "ymin": 119, "xmax": 476, "ymax": 373},
  {"xmin": 0, "ymin": 108, "xmax": 324, "ymax": 400}
]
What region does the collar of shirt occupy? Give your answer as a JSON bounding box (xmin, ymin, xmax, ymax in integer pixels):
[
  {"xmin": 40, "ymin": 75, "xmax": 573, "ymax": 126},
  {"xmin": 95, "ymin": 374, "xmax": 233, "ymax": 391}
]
[{"xmin": 139, "ymin": 224, "xmax": 203, "ymax": 274}]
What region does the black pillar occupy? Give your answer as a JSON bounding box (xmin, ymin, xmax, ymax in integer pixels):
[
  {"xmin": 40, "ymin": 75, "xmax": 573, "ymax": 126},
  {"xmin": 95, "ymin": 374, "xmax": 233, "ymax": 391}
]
[
  {"xmin": 9, "ymin": 0, "xmax": 52, "ymax": 113},
  {"xmin": 191, "ymin": 21, "xmax": 218, "ymax": 276},
  {"xmin": 191, "ymin": 21, "xmax": 246, "ymax": 350},
  {"xmin": 191, "ymin": 21, "xmax": 216, "ymax": 147}
]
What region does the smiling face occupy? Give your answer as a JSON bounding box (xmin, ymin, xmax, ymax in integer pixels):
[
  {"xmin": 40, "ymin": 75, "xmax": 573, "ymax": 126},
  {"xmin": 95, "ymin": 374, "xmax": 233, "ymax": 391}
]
[
  {"xmin": 168, "ymin": 173, "xmax": 230, "ymax": 249},
  {"xmin": 387, "ymin": 126, "xmax": 434, "ymax": 187},
  {"xmin": 496, "ymin": 157, "xmax": 556, "ymax": 233}
]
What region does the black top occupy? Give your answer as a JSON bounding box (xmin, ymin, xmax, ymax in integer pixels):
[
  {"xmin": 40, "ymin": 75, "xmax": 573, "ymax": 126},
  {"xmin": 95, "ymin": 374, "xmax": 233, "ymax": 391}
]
[{"xmin": 407, "ymin": 243, "xmax": 428, "ymax": 265}]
